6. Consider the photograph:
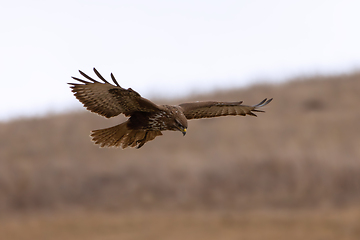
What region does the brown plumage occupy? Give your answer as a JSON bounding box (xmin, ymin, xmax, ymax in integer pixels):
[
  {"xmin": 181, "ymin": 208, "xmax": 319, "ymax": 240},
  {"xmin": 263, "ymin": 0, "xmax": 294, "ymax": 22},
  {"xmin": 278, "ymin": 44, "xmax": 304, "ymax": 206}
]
[{"xmin": 69, "ymin": 68, "xmax": 273, "ymax": 149}]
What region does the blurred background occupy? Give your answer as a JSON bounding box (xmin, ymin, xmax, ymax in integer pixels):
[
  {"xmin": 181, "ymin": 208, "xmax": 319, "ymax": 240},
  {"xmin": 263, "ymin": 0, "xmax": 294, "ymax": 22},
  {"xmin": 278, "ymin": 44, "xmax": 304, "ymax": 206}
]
[{"xmin": 1, "ymin": 1, "xmax": 360, "ymax": 239}]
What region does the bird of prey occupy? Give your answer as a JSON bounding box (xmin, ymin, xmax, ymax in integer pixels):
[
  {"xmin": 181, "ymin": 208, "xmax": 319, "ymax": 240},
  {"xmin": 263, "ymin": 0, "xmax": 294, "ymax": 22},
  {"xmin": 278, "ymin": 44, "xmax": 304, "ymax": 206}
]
[{"xmin": 69, "ymin": 68, "xmax": 272, "ymax": 149}]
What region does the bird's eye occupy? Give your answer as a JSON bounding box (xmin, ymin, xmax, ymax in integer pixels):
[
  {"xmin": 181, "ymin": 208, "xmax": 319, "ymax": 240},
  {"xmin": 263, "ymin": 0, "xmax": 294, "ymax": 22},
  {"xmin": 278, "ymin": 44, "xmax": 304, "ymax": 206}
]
[{"xmin": 175, "ymin": 119, "xmax": 182, "ymax": 127}]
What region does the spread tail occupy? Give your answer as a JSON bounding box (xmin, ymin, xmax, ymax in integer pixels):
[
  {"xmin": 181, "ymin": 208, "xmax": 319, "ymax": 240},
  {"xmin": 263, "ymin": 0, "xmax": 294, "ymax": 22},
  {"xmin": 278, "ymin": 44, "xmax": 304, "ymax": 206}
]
[{"xmin": 90, "ymin": 121, "xmax": 162, "ymax": 149}]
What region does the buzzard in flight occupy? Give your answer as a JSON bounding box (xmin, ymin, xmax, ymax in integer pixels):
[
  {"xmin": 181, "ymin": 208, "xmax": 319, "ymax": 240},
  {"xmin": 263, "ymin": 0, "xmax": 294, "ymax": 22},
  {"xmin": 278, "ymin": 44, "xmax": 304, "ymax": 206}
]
[{"xmin": 69, "ymin": 68, "xmax": 272, "ymax": 149}]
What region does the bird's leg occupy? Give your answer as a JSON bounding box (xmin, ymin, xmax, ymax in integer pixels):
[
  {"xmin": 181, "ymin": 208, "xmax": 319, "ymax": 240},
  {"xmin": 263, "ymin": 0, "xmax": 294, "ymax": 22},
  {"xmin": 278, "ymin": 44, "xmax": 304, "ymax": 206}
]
[{"xmin": 136, "ymin": 132, "xmax": 148, "ymax": 149}]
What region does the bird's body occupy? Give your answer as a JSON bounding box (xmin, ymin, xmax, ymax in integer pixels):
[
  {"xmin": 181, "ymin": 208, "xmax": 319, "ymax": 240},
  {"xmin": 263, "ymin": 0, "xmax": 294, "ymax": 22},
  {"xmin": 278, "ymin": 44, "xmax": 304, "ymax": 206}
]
[
  {"xmin": 69, "ymin": 68, "xmax": 272, "ymax": 149},
  {"xmin": 128, "ymin": 105, "xmax": 187, "ymax": 131}
]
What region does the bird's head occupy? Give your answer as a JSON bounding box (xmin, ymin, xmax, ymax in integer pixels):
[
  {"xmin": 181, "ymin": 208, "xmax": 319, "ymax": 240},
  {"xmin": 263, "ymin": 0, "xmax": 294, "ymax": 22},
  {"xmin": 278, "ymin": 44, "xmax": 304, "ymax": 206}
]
[{"xmin": 169, "ymin": 106, "xmax": 188, "ymax": 136}]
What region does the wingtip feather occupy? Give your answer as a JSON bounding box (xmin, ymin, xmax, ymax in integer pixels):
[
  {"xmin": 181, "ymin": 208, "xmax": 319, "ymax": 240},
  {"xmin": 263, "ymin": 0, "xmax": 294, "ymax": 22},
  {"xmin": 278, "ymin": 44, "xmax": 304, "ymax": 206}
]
[
  {"xmin": 93, "ymin": 68, "xmax": 110, "ymax": 84},
  {"xmin": 248, "ymin": 112, "xmax": 258, "ymax": 117},
  {"xmin": 111, "ymin": 73, "xmax": 121, "ymax": 87},
  {"xmin": 254, "ymin": 98, "xmax": 273, "ymax": 108},
  {"xmin": 79, "ymin": 70, "xmax": 100, "ymax": 83},
  {"xmin": 70, "ymin": 76, "xmax": 90, "ymax": 84}
]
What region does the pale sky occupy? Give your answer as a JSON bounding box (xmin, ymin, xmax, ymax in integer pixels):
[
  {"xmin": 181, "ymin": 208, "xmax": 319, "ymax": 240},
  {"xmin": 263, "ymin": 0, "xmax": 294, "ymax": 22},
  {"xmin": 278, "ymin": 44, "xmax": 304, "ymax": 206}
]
[{"xmin": 1, "ymin": 0, "xmax": 360, "ymax": 121}]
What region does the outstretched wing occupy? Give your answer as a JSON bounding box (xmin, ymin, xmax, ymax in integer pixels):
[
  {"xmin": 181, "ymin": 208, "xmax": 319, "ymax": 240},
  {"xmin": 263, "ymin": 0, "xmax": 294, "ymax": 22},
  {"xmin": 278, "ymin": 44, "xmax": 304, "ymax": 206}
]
[
  {"xmin": 68, "ymin": 68, "xmax": 161, "ymax": 118},
  {"xmin": 179, "ymin": 98, "xmax": 273, "ymax": 119}
]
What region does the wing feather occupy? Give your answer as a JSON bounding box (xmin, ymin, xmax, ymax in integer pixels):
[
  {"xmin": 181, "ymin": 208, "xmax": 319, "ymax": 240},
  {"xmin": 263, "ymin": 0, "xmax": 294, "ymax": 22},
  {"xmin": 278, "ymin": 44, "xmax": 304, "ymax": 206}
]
[
  {"xmin": 68, "ymin": 68, "xmax": 161, "ymax": 118},
  {"xmin": 110, "ymin": 73, "xmax": 121, "ymax": 87},
  {"xmin": 93, "ymin": 68, "xmax": 110, "ymax": 84},
  {"xmin": 179, "ymin": 98, "xmax": 273, "ymax": 119}
]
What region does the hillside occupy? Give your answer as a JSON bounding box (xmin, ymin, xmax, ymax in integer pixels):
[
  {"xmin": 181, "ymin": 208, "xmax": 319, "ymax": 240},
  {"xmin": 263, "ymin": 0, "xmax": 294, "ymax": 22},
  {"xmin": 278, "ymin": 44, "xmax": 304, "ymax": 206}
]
[{"xmin": 1, "ymin": 72, "xmax": 359, "ymax": 213}]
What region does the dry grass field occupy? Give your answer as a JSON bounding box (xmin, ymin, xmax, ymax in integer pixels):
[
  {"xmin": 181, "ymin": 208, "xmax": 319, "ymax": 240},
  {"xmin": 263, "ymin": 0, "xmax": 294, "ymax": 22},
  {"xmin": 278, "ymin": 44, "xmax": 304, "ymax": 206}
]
[
  {"xmin": 1, "ymin": 208, "xmax": 360, "ymax": 240},
  {"xmin": 0, "ymin": 72, "xmax": 360, "ymax": 239}
]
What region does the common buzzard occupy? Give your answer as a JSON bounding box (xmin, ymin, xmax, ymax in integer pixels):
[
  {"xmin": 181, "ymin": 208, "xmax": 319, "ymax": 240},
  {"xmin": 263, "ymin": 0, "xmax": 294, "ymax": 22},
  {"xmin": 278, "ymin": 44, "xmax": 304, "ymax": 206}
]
[{"xmin": 69, "ymin": 68, "xmax": 272, "ymax": 149}]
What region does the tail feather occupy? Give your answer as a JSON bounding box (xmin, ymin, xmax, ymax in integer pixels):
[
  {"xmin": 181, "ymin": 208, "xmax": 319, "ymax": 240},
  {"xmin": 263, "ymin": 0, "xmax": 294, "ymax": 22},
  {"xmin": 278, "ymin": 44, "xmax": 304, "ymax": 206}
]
[{"xmin": 90, "ymin": 121, "xmax": 162, "ymax": 149}]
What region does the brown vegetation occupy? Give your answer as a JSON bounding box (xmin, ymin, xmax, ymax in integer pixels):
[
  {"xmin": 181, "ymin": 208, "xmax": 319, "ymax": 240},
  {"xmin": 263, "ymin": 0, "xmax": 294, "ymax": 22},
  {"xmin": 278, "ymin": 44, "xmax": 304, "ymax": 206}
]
[
  {"xmin": 1, "ymin": 208, "xmax": 360, "ymax": 240},
  {"xmin": 1, "ymin": 72, "xmax": 360, "ymax": 239}
]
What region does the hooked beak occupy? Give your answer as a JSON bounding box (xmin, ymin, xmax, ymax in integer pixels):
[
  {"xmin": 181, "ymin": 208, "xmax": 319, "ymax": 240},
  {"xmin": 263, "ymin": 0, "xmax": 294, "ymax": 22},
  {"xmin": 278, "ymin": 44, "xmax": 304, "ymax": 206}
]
[{"xmin": 180, "ymin": 128, "xmax": 187, "ymax": 136}]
